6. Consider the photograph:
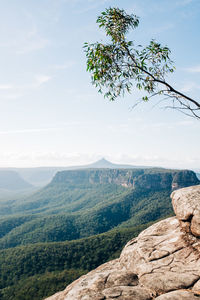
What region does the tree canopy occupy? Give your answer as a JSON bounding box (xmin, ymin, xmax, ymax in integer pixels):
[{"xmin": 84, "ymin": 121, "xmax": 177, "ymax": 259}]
[{"xmin": 84, "ymin": 7, "xmax": 200, "ymax": 119}]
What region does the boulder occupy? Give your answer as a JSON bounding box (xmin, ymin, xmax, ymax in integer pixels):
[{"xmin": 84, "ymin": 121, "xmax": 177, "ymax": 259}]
[
  {"xmin": 172, "ymin": 185, "xmax": 200, "ymax": 237},
  {"xmin": 45, "ymin": 185, "xmax": 200, "ymax": 300}
]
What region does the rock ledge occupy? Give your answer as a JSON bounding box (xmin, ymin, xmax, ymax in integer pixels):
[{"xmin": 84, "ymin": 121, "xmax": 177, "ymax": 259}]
[{"xmin": 46, "ymin": 185, "xmax": 200, "ymax": 300}]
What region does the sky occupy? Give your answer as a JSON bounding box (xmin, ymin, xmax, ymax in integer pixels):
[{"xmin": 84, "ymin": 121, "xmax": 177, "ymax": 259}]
[{"xmin": 0, "ymin": 0, "xmax": 199, "ymax": 169}]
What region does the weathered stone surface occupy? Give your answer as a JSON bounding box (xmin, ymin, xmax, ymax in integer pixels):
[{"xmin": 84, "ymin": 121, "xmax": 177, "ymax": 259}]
[
  {"xmin": 45, "ymin": 185, "xmax": 200, "ymax": 300},
  {"xmin": 120, "ymin": 216, "xmax": 200, "ymax": 293},
  {"xmin": 102, "ymin": 286, "xmax": 154, "ymax": 300},
  {"xmin": 193, "ymin": 279, "xmax": 200, "ymax": 292},
  {"xmin": 155, "ymin": 290, "xmax": 200, "ymax": 299},
  {"xmin": 105, "ymin": 271, "xmax": 139, "ymax": 287},
  {"xmin": 172, "ymin": 185, "xmax": 200, "ymax": 237}
]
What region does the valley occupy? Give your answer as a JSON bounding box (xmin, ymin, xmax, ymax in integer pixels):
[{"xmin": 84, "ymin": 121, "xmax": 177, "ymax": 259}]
[{"xmin": 0, "ymin": 165, "xmax": 199, "ymax": 299}]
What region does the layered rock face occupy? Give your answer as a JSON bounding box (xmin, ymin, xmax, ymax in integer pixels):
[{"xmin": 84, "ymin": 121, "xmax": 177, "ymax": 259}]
[
  {"xmin": 46, "ymin": 185, "xmax": 200, "ymax": 300},
  {"xmin": 52, "ymin": 168, "xmax": 199, "ymax": 190}
]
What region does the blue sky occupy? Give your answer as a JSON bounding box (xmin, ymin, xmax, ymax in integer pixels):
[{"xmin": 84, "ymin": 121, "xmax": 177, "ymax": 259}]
[{"xmin": 0, "ymin": 0, "xmax": 199, "ymax": 169}]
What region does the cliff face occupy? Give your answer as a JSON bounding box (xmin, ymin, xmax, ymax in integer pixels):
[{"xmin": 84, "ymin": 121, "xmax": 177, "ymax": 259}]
[
  {"xmin": 52, "ymin": 169, "xmax": 199, "ymax": 191},
  {"xmin": 45, "ymin": 185, "xmax": 200, "ymax": 300}
]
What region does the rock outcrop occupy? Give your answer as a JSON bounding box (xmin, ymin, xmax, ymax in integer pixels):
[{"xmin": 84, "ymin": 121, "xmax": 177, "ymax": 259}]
[
  {"xmin": 52, "ymin": 169, "xmax": 199, "ymax": 190},
  {"xmin": 45, "ymin": 185, "xmax": 200, "ymax": 300}
]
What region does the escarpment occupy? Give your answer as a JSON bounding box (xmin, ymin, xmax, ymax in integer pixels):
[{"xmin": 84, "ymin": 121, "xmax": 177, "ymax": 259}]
[
  {"xmin": 45, "ymin": 185, "xmax": 200, "ymax": 300},
  {"xmin": 52, "ymin": 169, "xmax": 199, "ymax": 190}
]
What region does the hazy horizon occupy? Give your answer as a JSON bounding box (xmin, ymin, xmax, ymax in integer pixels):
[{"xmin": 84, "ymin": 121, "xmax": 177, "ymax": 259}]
[{"xmin": 0, "ymin": 157, "xmax": 199, "ymax": 172}]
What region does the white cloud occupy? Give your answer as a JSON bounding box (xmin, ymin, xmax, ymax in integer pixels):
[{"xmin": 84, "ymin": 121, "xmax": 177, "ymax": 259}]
[
  {"xmin": 34, "ymin": 75, "xmax": 52, "ymax": 86},
  {"xmin": 107, "ymin": 118, "xmax": 197, "ymax": 136},
  {"xmin": 0, "ymin": 21, "xmax": 49, "ymax": 55},
  {"xmin": 0, "ymin": 84, "xmax": 22, "ymax": 100},
  {"xmin": 0, "ymin": 151, "xmax": 101, "ymax": 167},
  {"xmin": 150, "ymin": 23, "xmax": 174, "ymax": 35},
  {"xmin": 109, "ymin": 153, "xmax": 200, "ymax": 170},
  {"xmin": 0, "ymin": 150, "xmax": 199, "ymax": 169},
  {"xmin": 107, "ymin": 123, "xmax": 130, "ymax": 134},
  {"xmin": 53, "ymin": 61, "xmax": 76, "ymax": 70},
  {"xmin": 15, "ymin": 12, "xmax": 50, "ymax": 54},
  {"xmin": 17, "ymin": 37, "xmax": 49, "ymax": 54},
  {"xmin": 0, "ymin": 74, "xmax": 52, "ymax": 101},
  {"xmin": 0, "ymin": 84, "xmax": 13, "ymax": 90},
  {"xmin": 142, "ymin": 119, "xmax": 196, "ymax": 130},
  {"xmin": 2, "ymin": 93, "xmax": 23, "ymax": 100},
  {"xmin": 74, "ymin": 0, "xmax": 111, "ymax": 14},
  {"xmin": 180, "ymin": 82, "xmax": 200, "ymax": 93},
  {"xmin": 175, "ymin": 0, "xmax": 193, "ymax": 6},
  {"xmin": 0, "ymin": 128, "xmax": 61, "ymax": 135},
  {"xmin": 0, "ymin": 122, "xmax": 81, "ymax": 135},
  {"xmin": 185, "ymin": 65, "xmax": 200, "ymax": 73}
]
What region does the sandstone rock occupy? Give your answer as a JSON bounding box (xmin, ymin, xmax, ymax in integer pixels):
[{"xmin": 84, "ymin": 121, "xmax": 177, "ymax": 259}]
[
  {"xmin": 193, "ymin": 279, "xmax": 200, "ymax": 292},
  {"xmin": 105, "ymin": 271, "xmax": 139, "ymax": 287},
  {"xmin": 102, "ymin": 286, "xmax": 154, "ymax": 300},
  {"xmin": 45, "ymin": 185, "xmax": 200, "ymax": 300},
  {"xmin": 155, "ymin": 290, "xmax": 200, "ymax": 299},
  {"xmin": 120, "ymin": 216, "xmax": 200, "ymax": 293},
  {"xmin": 172, "ymin": 185, "xmax": 200, "ymax": 237}
]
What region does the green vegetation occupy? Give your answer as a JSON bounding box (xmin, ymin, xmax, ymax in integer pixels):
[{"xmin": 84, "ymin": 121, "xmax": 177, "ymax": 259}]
[
  {"xmin": 0, "ymin": 169, "xmax": 198, "ymax": 249},
  {"xmin": 0, "ymin": 269, "xmax": 85, "ymax": 300},
  {"xmin": 0, "ymin": 168, "xmax": 199, "ymax": 299},
  {"xmin": 85, "ymin": 7, "xmax": 200, "ymax": 119},
  {"xmin": 0, "ymin": 168, "xmax": 197, "ymax": 216},
  {"xmin": 0, "ymin": 225, "xmax": 151, "ymax": 300},
  {"xmin": 0, "ymin": 189, "xmax": 173, "ymax": 249}
]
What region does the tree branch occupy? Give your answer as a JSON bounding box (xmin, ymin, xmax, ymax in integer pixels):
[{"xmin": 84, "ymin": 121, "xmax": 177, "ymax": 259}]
[{"xmin": 123, "ymin": 45, "xmax": 200, "ymax": 109}]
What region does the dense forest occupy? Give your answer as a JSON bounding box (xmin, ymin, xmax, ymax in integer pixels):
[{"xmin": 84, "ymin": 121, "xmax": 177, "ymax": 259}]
[
  {"xmin": 0, "ymin": 188, "xmax": 174, "ymax": 249},
  {"xmin": 0, "ymin": 224, "xmax": 153, "ymax": 300},
  {"xmin": 0, "ymin": 168, "xmax": 199, "ymax": 299}
]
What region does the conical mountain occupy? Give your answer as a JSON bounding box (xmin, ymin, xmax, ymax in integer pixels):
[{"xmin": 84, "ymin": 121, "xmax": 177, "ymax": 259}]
[
  {"xmin": 85, "ymin": 158, "xmax": 119, "ymax": 168},
  {"xmin": 84, "ymin": 158, "xmax": 148, "ymax": 169}
]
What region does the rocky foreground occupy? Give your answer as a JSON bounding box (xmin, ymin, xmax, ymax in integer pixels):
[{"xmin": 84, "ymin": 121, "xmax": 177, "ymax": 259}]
[{"xmin": 46, "ymin": 185, "xmax": 200, "ymax": 300}]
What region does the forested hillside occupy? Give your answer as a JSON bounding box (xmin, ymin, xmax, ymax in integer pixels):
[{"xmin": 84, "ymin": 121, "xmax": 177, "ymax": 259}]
[
  {"xmin": 0, "ymin": 167, "xmax": 199, "ymax": 299},
  {"xmin": 0, "ymin": 168, "xmax": 199, "ymax": 249},
  {"xmin": 0, "ymin": 188, "xmax": 172, "ymax": 249},
  {"xmin": 0, "ymin": 224, "xmax": 154, "ymax": 300}
]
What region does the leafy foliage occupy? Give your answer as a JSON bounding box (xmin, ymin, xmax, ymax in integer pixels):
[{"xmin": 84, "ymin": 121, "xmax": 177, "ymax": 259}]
[{"xmin": 84, "ymin": 7, "xmax": 200, "ymax": 118}]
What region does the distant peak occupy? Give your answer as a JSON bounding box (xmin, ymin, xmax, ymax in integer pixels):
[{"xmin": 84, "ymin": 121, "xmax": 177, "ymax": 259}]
[
  {"xmin": 97, "ymin": 158, "xmax": 110, "ymax": 163},
  {"xmin": 89, "ymin": 158, "xmax": 114, "ymax": 168}
]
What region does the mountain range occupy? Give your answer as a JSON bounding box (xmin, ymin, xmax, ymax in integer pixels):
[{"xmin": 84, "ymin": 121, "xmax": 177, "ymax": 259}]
[
  {"xmin": 0, "ymin": 158, "xmax": 153, "ymax": 186},
  {"xmin": 0, "ymin": 167, "xmax": 199, "ymax": 248},
  {"xmin": 0, "ymin": 158, "xmax": 199, "ymax": 188}
]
